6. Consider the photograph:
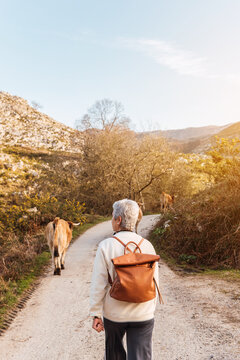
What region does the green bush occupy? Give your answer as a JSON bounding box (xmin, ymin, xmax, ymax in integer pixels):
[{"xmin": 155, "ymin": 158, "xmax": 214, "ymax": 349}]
[{"xmin": 179, "ymin": 254, "xmax": 197, "ymax": 264}]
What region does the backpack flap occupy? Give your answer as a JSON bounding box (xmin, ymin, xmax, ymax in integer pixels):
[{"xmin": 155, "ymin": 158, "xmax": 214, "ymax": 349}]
[{"xmin": 112, "ymin": 253, "xmax": 160, "ymax": 266}]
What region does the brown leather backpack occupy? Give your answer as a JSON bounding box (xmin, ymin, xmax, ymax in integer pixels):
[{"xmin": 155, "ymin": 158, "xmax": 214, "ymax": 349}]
[{"xmin": 108, "ymin": 236, "xmax": 163, "ymax": 304}]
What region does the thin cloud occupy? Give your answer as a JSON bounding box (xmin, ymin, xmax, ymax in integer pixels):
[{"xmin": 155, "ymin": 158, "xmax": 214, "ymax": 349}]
[
  {"xmin": 120, "ymin": 38, "xmax": 240, "ymax": 83},
  {"xmin": 120, "ymin": 38, "xmax": 209, "ymax": 77}
]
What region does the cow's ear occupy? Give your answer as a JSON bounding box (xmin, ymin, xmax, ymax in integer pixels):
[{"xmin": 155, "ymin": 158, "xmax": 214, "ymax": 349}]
[{"xmin": 68, "ymin": 221, "xmax": 73, "ymax": 230}]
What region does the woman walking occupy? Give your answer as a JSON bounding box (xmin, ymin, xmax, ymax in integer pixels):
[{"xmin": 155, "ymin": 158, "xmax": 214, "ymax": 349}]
[{"xmin": 90, "ymin": 199, "xmax": 160, "ymax": 360}]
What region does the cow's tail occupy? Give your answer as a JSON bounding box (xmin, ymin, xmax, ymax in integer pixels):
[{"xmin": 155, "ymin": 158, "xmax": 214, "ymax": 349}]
[{"xmin": 53, "ymin": 217, "xmax": 60, "ymax": 257}]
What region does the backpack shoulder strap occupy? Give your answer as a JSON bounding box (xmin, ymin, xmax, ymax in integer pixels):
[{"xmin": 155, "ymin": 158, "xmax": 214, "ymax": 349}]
[
  {"xmin": 112, "ymin": 235, "xmax": 132, "ymax": 253},
  {"xmin": 112, "ymin": 236, "xmax": 126, "ymax": 247},
  {"xmin": 108, "ymin": 236, "xmax": 128, "ymax": 285},
  {"xmin": 153, "ymin": 278, "xmax": 164, "ymax": 304}
]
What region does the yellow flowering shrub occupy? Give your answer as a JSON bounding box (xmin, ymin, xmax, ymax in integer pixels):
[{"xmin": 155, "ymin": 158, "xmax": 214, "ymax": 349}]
[{"xmin": 0, "ymin": 193, "xmax": 86, "ymax": 233}]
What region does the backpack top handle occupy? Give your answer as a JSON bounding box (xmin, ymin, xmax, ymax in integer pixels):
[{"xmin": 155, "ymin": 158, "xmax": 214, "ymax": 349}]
[
  {"xmin": 124, "ymin": 241, "xmax": 141, "ymax": 254},
  {"xmin": 112, "ymin": 236, "xmax": 144, "ymax": 254}
]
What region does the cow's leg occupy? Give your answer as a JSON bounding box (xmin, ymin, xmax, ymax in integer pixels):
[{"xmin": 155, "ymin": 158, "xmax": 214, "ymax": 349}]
[
  {"xmin": 52, "ymin": 253, "xmax": 56, "ymax": 275},
  {"xmin": 61, "ymin": 249, "xmax": 66, "ymax": 269},
  {"xmin": 161, "ymin": 203, "xmax": 166, "ymax": 213},
  {"xmin": 54, "ymin": 253, "xmax": 61, "ymax": 275},
  {"xmin": 50, "ymin": 248, "xmax": 56, "ymax": 275}
]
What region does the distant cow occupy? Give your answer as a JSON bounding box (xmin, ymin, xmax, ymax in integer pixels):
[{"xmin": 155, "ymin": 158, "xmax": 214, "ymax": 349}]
[
  {"xmin": 135, "ymin": 202, "xmax": 144, "ymax": 233},
  {"xmin": 160, "ymin": 192, "xmax": 174, "ymax": 213},
  {"xmin": 45, "ymin": 217, "xmax": 80, "ymax": 275}
]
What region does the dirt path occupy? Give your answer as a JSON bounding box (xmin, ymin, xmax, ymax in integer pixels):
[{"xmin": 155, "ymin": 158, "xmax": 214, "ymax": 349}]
[
  {"xmin": 155, "ymin": 263, "xmax": 240, "ymax": 359},
  {"xmin": 0, "ymin": 215, "xmax": 239, "ymax": 360}
]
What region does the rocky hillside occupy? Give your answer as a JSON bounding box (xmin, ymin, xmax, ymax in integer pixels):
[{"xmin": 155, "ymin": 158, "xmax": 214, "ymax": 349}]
[{"xmin": 0, "ymin": 92, "xmax": 83, "ymax": 152}]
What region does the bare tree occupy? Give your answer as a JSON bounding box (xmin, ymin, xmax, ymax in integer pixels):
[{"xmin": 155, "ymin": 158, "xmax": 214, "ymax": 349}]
[
  {"xmin": 78, "ymin": 124, "xmax": 175, "ymax": 213},
  {"xmin": 76, "ymin": 99, "xmax": 130, "ymax": 131}
]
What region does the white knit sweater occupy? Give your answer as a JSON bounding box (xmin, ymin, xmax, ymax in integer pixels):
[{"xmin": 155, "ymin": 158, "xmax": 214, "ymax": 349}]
[{"xmin": 90, "ymin": 231, "xmax": 159, "ymax": 322}]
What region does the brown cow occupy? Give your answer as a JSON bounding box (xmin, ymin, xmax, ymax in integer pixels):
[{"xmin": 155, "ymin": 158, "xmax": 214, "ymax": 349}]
[
  {"xmin": 45, "ymin": 217, "xmax": 80, "ymax": 275},
  {"xmin": 160, "ymin": 192, "xmax": 174, "ymax": 213},
  {"xmin": 135, "ymin": 202, "xmax": 144, "ymax": 233}
]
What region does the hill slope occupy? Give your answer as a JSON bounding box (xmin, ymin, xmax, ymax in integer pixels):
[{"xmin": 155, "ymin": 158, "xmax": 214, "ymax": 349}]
[
  {"xmin": 0, "ymin": 92, "xmax": 83, "ymax": 152},
  {"xmin": 191, "ymin": 121, "xmax": 240, "ymax": 153},
  {"xmin": 214, "ymin": 121, "xmax": 240, "ymax": 139}
]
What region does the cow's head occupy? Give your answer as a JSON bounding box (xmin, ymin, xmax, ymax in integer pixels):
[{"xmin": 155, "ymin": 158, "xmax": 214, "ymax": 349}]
[{"xmin": 68, "ymin": 221, "xmax": 81, "ymax": 230}]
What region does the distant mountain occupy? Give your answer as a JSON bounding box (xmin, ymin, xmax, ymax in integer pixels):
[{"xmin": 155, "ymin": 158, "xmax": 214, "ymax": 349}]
[
  {"xmin": 141, "ymin": 123, "xmax": 239, "ymax": 153},
  {"xmin": 162, "ymin": 124, "xmax": 233, "ymax": 141},
  {"xmin": 0, "ymin": 92, "xmax": 83, "ymax": 152},
  {"xmin": 144, "ymin": 124, "xmax": 231, "ymax": 142}
]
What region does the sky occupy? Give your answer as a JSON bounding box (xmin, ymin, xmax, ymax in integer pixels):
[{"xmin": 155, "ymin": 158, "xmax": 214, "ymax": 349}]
[{"xmin": 1, "ymin": 0, "xmax": 240, "ymax": 131}]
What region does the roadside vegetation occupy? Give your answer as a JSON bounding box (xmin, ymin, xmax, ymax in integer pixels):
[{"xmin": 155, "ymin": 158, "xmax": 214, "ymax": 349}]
[{"xmin": 151, "ymin": 138, "xmax": 240, "ymax": 271}]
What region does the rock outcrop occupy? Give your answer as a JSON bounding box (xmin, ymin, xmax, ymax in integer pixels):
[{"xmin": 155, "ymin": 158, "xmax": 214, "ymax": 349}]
[{"xmin": 0, "ymin": 92, "xmax": 83, "ymax": 152}]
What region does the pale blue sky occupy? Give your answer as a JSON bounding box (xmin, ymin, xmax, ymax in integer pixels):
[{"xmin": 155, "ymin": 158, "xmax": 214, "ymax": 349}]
[{"xmin": 1, "ymin": 0, "xmax": 240, "ymax": 131}]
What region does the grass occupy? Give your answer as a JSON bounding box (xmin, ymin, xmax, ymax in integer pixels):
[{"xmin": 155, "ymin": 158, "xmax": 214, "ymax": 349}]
[
  {"xmin": 0, "ymin": 214, "xmax": 110, "ymax": 328},
  {"xmin": 198, "ymin": 268, "xmax": 240, "ymax": 282},
  {"xmin": 0, "ymin": 251, "xmax": 50, "ymax": 327}
]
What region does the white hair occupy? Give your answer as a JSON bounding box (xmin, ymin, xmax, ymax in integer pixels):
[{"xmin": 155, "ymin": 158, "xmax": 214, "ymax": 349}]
[{"xmin": 113, "ymin": 199, "xmax": 140, "ymax": 232}]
